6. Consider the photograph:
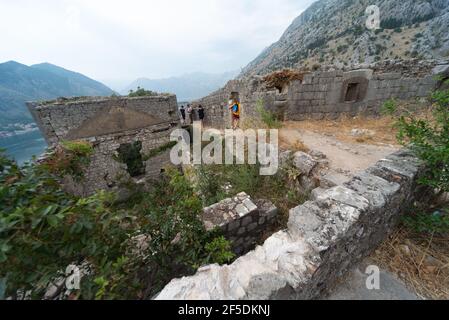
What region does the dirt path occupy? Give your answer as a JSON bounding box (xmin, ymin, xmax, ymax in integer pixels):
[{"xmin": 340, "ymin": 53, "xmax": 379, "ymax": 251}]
[{"xmin": 279, "ymin": 125, "xmax": 398, "ymax": 177}]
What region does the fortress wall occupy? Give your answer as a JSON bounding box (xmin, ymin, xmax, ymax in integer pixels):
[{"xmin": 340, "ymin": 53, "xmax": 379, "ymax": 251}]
[
  {"xmin": 63, "ymin": 122, "xmax": 175, "ymax": 196},
  {"xmin": 285, "ymin": 68, "xmax": 437, "ymax": 121},
  {"xmin": 27, "ymin": 95, "xmax": 178, "ymax": 145},
  {"xmin": 29, "ymin": 95, "xmax": 180, "ymax": 196},
  {"xmin": 193, "ymin": 60, "xmax": 448, "ymax": 128},
  {"xmin": 156, "ymin": 149, "xmax": 426, "ymax": 300}
]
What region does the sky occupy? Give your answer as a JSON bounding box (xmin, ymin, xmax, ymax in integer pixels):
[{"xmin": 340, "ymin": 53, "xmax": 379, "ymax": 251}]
[{"xmin": 0, "ymin": 0, "xmax": 315, "ymax": 89}]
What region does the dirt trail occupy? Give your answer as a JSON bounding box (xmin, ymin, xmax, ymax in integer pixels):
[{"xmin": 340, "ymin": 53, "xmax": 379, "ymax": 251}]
[{"xmin": 280, "ymin": 125, "xmax": 399, "ymax": 182}]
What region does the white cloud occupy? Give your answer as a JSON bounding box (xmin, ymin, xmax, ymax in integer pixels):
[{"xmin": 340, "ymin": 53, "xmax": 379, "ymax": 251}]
[{"xmin": 0, "ymin": 0, "xmax": 315, "ymax": 85}]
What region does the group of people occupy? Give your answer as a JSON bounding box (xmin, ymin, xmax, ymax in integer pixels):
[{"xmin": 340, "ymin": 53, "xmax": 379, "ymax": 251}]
[
  {"xmin": 178, "ymin": 99, "xmax": 241, "ymax": 130},
  {"xmin": 179, "ymin": 104, "xmax": 205, "ymax": 125}
]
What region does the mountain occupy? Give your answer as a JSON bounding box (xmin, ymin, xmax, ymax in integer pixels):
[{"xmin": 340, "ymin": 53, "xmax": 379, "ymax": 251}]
[
  {"xmin": 124, "ymin": 70, "xmax": 239, "ymax": 101},
  {"xmin": 241, "ymin": 0, "xmax": 449, "ymax": 76},
  {"xmin": 0, "ymin": 61, "xmax": 114, "ymax": 126}
]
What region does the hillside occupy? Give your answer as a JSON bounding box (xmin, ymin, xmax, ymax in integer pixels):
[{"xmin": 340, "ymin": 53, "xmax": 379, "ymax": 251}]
[
  {"xmin": 0, "ymin": 61, "xmax": 113, "ymax": 126},
  {"xmin": 241, "ymin": 0, "xmax": 449, "ymax": 76},
  {"xmin": 124, "ymin": 70, "xmax": 238, "ymax": 101}
]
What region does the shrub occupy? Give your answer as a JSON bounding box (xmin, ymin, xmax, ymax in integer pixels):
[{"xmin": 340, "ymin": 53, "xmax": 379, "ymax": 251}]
[
  {"xmin": 256, "ymin": 100, "xmax": 283, "ymax": 129},
  {"xmin": 143, "ymin": 141, "xmax": 177, "ymax": 161},
  {"xmin": 403, "ymin": 208, "xmax": 449, "ymax": 235},
  {"xmin": 128, "ymin": 86, "xmax": 158, "ymax": 97},
  {"xmin": 41, "ymin": 140, "xmax": 93, "ymax": 179},
  {"xmin": 0, "ymin": 151, "xmax": 233, "ymax": 299},
  {"xmin": 381, "ymin": 18, "xmax": 403, "ymax": 30},
  {"xmin": 382, "ymin": 85, "xmax": 449, "ymax": 193},
  {"xmin": 0, "ymin": 151, "xmax": 134, "ymax": 299}
]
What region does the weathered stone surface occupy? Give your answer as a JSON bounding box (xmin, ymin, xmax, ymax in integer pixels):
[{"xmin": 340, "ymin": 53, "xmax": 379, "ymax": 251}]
[
  {"xmin": 28, "ymin": 95, "xmax": 179, "ymax": 196},
  {"xmin": 293, "ymin": 151, "xmax": 318, "ymax": 176},
  {"xmin": 193, "ymin": 60, "xmax": 440, "ymax": 128},
  {"xmin": 201, "ymin": 194, "xmax": 278, "ymax": 255},
  {"xmin": 157, "ymin": 150, "xmax": 424, "ymax": 300}
]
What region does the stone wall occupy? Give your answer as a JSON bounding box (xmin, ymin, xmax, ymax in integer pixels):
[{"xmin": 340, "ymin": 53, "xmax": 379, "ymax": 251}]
[
  {"xmin": 156, "ymin": 149, "xmax": 425, "ymax": 300},
  {"xmin": 285, "ymin": 68, "xmax": 436, "ymax": 121},
  {"xmin": 27, "ymin": 95, "xmax": 178, "ymax": 145},
  {"xmin": 201, "ymin": 192, "xmax": 278, "ymax": 255},
  {"xmin": 28, "ymin": 95, "xmax": 180, "ymax": 196},
  {"xmin": 191, "ymin": 59, "xmax": 448, "ymax": 128}
]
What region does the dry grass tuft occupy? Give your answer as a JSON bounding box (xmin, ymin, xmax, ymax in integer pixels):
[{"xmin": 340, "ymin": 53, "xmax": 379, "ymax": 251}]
[
  {"xmin": 279, "ymin": 134, "xmax": 309, "ymax": 153},
  {"xmin": 263, "ymin": 69, "xmax": 307, "ymax": 91},
  {"xmin": 292, "ymin": 138, "xmax": 310, "ymax": 153},
  {"xmin": 371, "ymin": 228, "xmax": 449, "ymax": 300}
]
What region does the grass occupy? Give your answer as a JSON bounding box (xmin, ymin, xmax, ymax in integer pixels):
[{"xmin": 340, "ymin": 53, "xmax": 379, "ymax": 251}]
[
  {"xmin": 194, "ymin": 161, "xmax": 307, "ymax": 229},
  {"xmin": 142, "ymin": 141, "xmax": 177, "ymax": 161},
  {"xmin": 283, "ymin": 115, "xmax": 399, "ymax": 146},
  {"xmin": 371, "ymin": 226, "xmax": 449, "ymax": 300}
]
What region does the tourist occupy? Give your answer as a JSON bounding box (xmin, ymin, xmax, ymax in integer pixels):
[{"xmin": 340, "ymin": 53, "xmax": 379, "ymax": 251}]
[
  {"xmin": 229, "ymin": 99, "xmax": 240, "ymax": 130},
  {"xmin": 198, "ymin": 105, "xmax": 205, "ymax": 126},
  {"xmin": 187, "ymin": 104, "xmax": 193, "ymax": 124},
  {"xmin": 180, "ymin": 105, "xmax": 186, "ymax": 124}
]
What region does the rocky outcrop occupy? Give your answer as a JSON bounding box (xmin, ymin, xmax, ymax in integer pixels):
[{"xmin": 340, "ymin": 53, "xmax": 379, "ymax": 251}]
[
  {"xmin": 155, "ymin": 150, "xmax": 425, "ymax": 300},
  {"xmin": 241, "ymin": 0, "xmax": 449, "ymax": 76}
]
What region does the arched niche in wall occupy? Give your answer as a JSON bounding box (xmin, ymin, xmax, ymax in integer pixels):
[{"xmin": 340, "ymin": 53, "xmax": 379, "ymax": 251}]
[{"xmin": 340, "ymin": 77, "xmax": 369, "ymax": 103}]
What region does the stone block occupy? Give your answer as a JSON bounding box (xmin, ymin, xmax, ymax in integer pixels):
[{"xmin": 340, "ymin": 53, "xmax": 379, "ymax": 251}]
[{"xmin": 293, "ymin": 151, "xmax": 318, "ymax": 176}]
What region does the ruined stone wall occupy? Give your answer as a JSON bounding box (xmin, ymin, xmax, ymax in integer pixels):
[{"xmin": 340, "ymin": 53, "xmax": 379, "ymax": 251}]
[
  {"xmin": 28, "ymin": 95, "xmax": 180, "ymax": 196},
  {"xmin": 193, "ymin": 60, "xmax": 448, "ymax": 128},
  {"xmin": 64, "ymin": 122, "xmax": 175, "ymax": 196},
  {"xmin": 201, "ymin": 193, "xmax": 278, "ymax": 255},
  {"xmin": 156, "ymin": 149, "xmax": 425, "ymax": 300},
  {"xmin": 285, "ymin": 68, "xmax": 437, "ymax": 121},
  {"xmin": 27, "ymin": 95, "xmax": 178, "ymax": 145}
]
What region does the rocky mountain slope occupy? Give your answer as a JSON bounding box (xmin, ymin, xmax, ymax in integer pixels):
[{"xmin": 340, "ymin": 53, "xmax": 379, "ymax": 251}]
[
  {"xmin": 241, "ymin": 0, "xmax": 449, "ymax": 76},
  {"xmin": 0, "ymin": 61, "xmax": 113, "ymax": 126},
  {"xmin": 124, "ymin": 70, "xmax": 238, "ymax": 101}
]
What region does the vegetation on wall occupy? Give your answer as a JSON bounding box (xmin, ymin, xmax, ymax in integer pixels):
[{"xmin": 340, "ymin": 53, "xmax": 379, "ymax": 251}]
[
  {"xmin": 41, "ymin": 140, "xmax": 93, "ymax": 180},
  {"xmin": 143, "ymin": 141, "xmax": 177, "ymax": 161},
  {"xmin": 263, "ymin": 69, "xmax": 305, "ymax": 92},
  {"xmin": 128, "ymin": 86, "xmax": 159, "ymax": 97},
  {"xmin": 116, "ymin": 142, "xmax": 145, "ymax": 177},
  {"xmin": 256, "ymin": 99, "xmax": 283, "ymax": 129}
]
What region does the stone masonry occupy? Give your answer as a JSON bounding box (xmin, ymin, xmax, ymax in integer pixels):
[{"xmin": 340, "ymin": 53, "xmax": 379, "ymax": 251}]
[
  {"xmin": 192, "ymin": 59, "xmax": 449, "ymax": 128},
  {"xmin": 201, "ymin": 192, "xmax": 278, "ymax": 255},
  {"xmin": 156, "ymin": 149, "xmax": 425, "ymax": 299},
  {"xmin": 27, "ymin": 95, "xmax": 180, "ymax": 196}
]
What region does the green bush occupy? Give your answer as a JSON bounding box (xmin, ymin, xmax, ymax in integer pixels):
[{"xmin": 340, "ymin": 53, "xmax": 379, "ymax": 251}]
[
  {"xmin": 41, "ymin": 141, "xmax": 93, "ymax": 179},
  {"xmin": 383, "ymin": 86, "xmax": 449, "ymax": 235},
  {"xmin": 0, "ymin": 151, "xmax": 133, "ymax": 299},
  {"xmin": 0, "ymin": 151, "xmax": 233, "ymax": 299},
  {"xmin": 403, "ymin": 209, "xmax": 449, "ymax": 235},
  {"xmin": 256, "ymin": 99, "xmax": 282, "ymax": 129},
  {"xmin": 128, "ymin": 86, "xmax": 158, "ymax": 97},
  {"xmin": 383, "ymin": 86, "xmax": 449, "ymax": 193}
]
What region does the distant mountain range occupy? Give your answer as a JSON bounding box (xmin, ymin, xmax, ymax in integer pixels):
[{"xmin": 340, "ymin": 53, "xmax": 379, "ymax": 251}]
[
  {"xmin": 241, "ymin": 0, "xmax": 449, "ymax": 76},
  {"xmin": 0, "ymin": 61, "xmax": 114, "ymax": 126},
  {"xmin": 124, "ymin": 70, "xmax": 239, "ymax": 101}
]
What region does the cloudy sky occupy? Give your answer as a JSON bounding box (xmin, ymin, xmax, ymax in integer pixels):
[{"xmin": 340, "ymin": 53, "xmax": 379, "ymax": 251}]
[{"xmin": 0, "ymin": 0, "xmax": 315, "ymax": 88}]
